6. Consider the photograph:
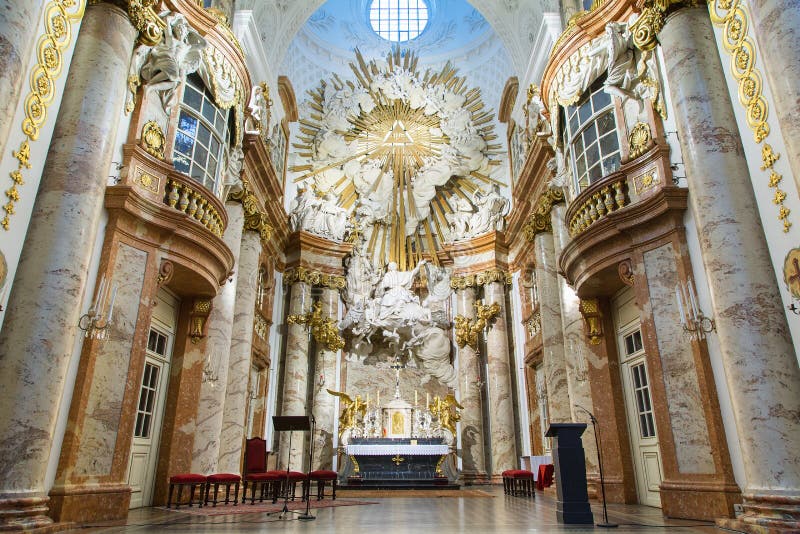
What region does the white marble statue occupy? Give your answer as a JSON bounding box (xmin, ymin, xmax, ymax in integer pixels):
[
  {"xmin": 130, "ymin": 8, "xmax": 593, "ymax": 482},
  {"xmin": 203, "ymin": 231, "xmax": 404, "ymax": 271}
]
[
  {"xmin": 469, "ymin": 184, "xmax": 509, "ymax": 235},
  {"xmin": 447, "ymin": 197, "xmax": 475, "ymax": 241},
  {"xmin": 223, "ymin": 144, "xmax": 244, "ymax": 187},
  {"xmin": 603, "ymin": 22, "xmax": 638, "ymax": 101},
  {"xmin": 376, "ymin": 260, "xmax": 430, "ymax": 325},
  {"xmin": 524, "ymin": 85, "xmax": 552, "ymax": 141},
  {"xmin": 244, "ymin": 83, "xmax": 271, "ymax": 136},
  {"xmin": 288, "ymin": 186, "xmax": 351, "ymax": 241},
  {"xmin": 129, "ymin": 12, "xmax": 207, "ymax": 117}
]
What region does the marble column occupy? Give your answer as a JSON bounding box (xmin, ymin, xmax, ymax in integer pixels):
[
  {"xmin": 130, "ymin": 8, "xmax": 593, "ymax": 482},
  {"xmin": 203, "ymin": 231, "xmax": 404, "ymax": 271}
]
[
  {"xmin": 533, "ymin": 230, "xmax": 571, "ymax": 424},
  {"xmin": 0, "ymin": 0, "xmax": 46, "ymax": 157},
  {"xmin": 277, "ymin": 280, "xmax": 311, "ymax": 472},
  {"xmin": 661, "ymin": 7, "xmax": 800, "ymax": 530},
  {"xmin": 483, "ymin": 281, "xmax": 517, "ymax": 480},
  {"xmin": 310, "ymin": 287, "xmax": 339, "ymax": 471},
  {"xmin": 455, "ymin": 286, "xmax": 488, "ymax": 483},
  {"xmin": 0, "ymin": 3, "xmax": 135, "ymax": 529},
  {"xmin": 748, "ymin": 0, "xmax": 800, "ymax": 191},
  {"xmin": 192, "ymin": 203, "xmax": 244, "ymax": 474},
  {"xmin": 217, "ymin": 229, "xmax": 262, "ymax": 473},
  {"xmin": 550, "ymin": 204, "xmax": 598, "ymax": 476}
]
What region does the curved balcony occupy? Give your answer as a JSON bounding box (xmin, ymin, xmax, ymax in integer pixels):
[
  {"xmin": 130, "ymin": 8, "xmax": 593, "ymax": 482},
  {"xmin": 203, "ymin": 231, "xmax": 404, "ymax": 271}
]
[{"xmin": 567, "ymin": 171, "xmax": 629, "ymax": 237}]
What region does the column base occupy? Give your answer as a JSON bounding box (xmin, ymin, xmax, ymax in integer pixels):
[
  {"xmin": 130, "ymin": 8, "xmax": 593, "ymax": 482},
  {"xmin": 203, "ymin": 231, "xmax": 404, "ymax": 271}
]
[
  {"xmin": 588, "ymin": 475, "xmax": 636, "ymax": 504},
  {"xmin": 716, "ymin": 493, "xmax": 800, "ymax": 534},
  {"xmin": 659, "ymin": 479, "xmax": 741, "ymax": 521},
  {"xmin": 0, "ymin": 496, "xmax": 54, "ymax": 532},
  {"xmin": 48, "ymin": 483, "xmax": 131, "ymax": 524}
]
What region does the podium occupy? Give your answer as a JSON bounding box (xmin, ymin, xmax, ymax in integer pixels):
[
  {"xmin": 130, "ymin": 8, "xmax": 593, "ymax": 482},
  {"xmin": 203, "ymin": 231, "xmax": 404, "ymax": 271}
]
[{"xmin": 545, "ymin": 423, "xmax": 593, "ymax": 524}]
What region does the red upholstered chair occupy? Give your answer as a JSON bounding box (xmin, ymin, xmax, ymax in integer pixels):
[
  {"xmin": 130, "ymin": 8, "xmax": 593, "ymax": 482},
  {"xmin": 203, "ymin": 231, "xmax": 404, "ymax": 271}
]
[
  {"xmin": 502, "ymin": 470, "xmax": 513, "ymax": 494},
  {"xmin": 204, "ymin": 473, "xmax": 241, "ymax": 506},
  {"xmin": 306, "ymin": 470, "xmax": 338, "ymax": 500},
  {"xmin": 269, "ymin": 470, "xmax": 307, "ymax": 501},
  {"xmin": 167, "ymin": 474, "xmax": 206, "ymax": 508},
  {"xmin": 537, "ymin": 464, "xmax": 554, "ymax": 491},
  {"xmin": 503, "ymin": 470, "xmax": 534, "ymax": 497},
  {"xmin": 242, "ymin": 438, "xmax": 281, "ymax": 504}
]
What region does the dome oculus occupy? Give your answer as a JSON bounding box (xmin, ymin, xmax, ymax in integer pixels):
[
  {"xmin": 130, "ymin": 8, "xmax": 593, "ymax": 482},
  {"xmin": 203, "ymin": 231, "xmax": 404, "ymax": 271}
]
[{"xmin": 369, "ymin": 0, "xmax": 429, "ymax": 43}]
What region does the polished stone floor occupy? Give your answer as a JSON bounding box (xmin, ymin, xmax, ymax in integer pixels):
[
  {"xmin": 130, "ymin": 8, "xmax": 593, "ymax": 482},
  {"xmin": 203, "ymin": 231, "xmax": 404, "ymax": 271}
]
[{"xmin": 68, "ymin": 487, "xmax": 721, "ymax": 533}]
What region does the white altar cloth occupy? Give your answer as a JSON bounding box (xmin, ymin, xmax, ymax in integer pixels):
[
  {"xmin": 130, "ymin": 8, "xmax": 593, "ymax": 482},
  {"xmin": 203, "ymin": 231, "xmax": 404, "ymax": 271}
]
[{"xmin": 345, "ymin": 444, "xmax": 450, "ymax": 456}]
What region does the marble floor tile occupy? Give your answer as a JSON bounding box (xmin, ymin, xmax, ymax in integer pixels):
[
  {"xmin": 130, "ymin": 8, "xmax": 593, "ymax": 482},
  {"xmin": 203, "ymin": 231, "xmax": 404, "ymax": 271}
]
[{"xmin": 65, "ymin": 486, "xmax": 720, "ymax": 533}]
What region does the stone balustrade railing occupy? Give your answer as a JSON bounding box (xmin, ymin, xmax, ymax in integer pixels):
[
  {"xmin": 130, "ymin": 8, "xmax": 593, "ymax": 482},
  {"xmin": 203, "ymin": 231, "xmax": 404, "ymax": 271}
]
[
  {"xmin": 567, "ymin": 172, "xmax": 629, "ymax": 237},
  {"xmin": 165, "ymin": 177, "xmax": 224, "ymax": 237}
]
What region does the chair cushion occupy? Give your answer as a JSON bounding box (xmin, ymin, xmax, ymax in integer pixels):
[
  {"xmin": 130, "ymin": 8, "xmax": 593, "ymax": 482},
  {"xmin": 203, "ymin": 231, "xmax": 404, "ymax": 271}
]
[
  {"xmin": 287, "ymin": 471, "xmax": 307, "ymax": 481},
  {"xmin": 508, "ymin": 470, "xmax": 534, "ymax": 478},
  {"xmin": 207, "ymin": 473, "xmax": 241, "ymax": 483},
  {"xmin": 169, "ymin": 473, "xmax": 207, "ymax": 484},
  {"xmin": 245, "ymin": 472, "xmax": 282, "ymax": 481},
  {"xmin": 308, "ymin": 470, "xmax": 337, "ymax": 480}
]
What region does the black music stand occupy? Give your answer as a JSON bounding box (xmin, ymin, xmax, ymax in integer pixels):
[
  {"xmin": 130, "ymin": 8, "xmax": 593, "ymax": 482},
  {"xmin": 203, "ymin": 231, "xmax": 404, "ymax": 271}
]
[{"xmin": 269, "ymin": 416, "xmax": 311, "ymax": 520}]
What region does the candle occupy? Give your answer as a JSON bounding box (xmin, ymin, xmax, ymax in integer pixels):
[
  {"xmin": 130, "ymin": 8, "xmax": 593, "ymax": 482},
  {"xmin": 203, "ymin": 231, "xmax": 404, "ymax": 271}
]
[
  {"xmin": 687, "ymin": 279, "xmax": 699, "ymax": 318},
  {"xmin": 107, "ymin": 285, "xmax": 117, "ymax": 322},
  {"xmin": 377, "ymin": 390, "xmax": 380, "ymax": 406},
  {"xmin": 675, "ymin": 285, "xmax": 685, "ymax": 326},
  {"xmin": 426, "ymin": 392, "xmax": 430, "ymax": 407},
  {"xmin": 415, "ymin": 390, "xmax": 418, "ymax": 406}
]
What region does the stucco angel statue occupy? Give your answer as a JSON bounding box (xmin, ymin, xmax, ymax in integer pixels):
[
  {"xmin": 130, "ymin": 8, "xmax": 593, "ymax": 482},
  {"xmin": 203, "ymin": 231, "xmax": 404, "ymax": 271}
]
[{"xmin": 128, "ymin": 12, "xmax": 206, "ymax": 116}]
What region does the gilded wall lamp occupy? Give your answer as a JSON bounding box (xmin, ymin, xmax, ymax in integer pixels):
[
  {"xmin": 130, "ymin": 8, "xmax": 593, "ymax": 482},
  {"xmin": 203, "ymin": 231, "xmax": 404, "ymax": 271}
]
[
  {"xmin": 78, "ymin": 275, "xmax": 118, "ymax": 340},
  {"xmin": 454, "ymin": 300, "xmax": 501, "ymax": 351},
  {"xmin": 675, "ymin": 278, "xmax": 715, "ymax": 340},
  {"xmin": 202, "ymin": 350, "xmax": 220, "ymax": 387}
]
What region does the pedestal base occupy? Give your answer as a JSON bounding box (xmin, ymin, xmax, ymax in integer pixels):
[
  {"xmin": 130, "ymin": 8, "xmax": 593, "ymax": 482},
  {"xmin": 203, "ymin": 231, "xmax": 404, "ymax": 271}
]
[
  {"xmin": 715, "ymin": 493, "xmax": 800, "ymax": 534},
  {"xmin": 0, "ymin": 497, "xmax": 53, "ymax": 532}
]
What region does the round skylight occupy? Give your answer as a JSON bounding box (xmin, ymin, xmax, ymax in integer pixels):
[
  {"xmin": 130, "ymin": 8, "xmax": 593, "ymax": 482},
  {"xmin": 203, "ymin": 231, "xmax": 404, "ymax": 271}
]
[{"xmin": 369, "ymin": 0, "xmax": 429, "ymax": 43}]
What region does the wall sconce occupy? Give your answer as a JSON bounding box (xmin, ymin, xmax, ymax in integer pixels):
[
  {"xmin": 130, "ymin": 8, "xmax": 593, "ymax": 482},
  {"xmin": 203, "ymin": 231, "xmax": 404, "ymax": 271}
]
[
  {"xmin": 454, "ymin": 300, "xmax": 501, "ymax": 350},
  {"xmin": 287, "ymin": 301, "xmax": 345, "ymax": 351},
  {"xmin": 675, "ymin": 278, "xmax": 715, "ymax": 340},
  {"xmin": 578, "ymin": 298, "xmax": 603, "ymax": 345},
  {"xmin": 78, "ymin": 275, "xmax": 117, "ymax": 340}
]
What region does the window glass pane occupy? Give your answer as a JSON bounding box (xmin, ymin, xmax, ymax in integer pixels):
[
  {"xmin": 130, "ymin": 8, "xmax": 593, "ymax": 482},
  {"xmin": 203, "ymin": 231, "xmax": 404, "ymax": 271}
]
[
  {"xmin": 183, "ymin": 86, "xmax": 202, "ymax": 111},
  {"xmin": 197, "ymin": 123, "xmax": 211, "ymax": 146},
  {"xmin": 592, "ymin": 90, "xmax": 611, "ymax": 113},
  {"xmin": 578, "ymin": 100, "xmax": 592, "ymax": 124},
  {"xmin": 599, "ymin": 131, "xmax": 618, "ymax": 157},
  {"xmin": 207, "ymin": 157, "xmax": 217, "ymax": 178},
  {"xmin": 573, "ymin": 134, "xmax": 584, "ymax": 158},
  {"xmin": 210, "ymin": 137, "xmax": 220, "ymax": 158},
  {"xmin": 597, "ymin": 111, "xmax": 616, "ymax": 135},
  {"xmin": 178, "ymin": 113, "xmax": 197, "ymax": 136},
  {"xmin": 190, "ymin": 164, "xmax": 205, "ymax": 183},
  {"xmin": 173, "ymin": 154, "xmax": 190, "ymax": 173},
  {"xmin": 202, "ymin": 98, "xmax": 217, "ymax": 124},
  {"xmin": 603, "ymin": 154, "xmax": 621, "ymax": 176},
  {"xmin": 195, "ymin": 144, "xmax": 208, "ymax": 164},
  {"xmin": 174, "ymin": 131, "xmax": 194, "ymax": 155},
  {"xmin": 589, "ymin": 163, "xmax": 603, "ymax": 183},
  {"xmin": 568, "ymin": 111, "xmax": 579, "ymax": 137},
  {"xmin": 583, "ymin": 124, "xmax": 597, "ymax": 146},
  {"xmin": 576, "ymin": 152, "xmax": 587, "ymax": 177},
  {"xmin": 585, "ymin": 142, "xmax": 600, "ymax": 167}
]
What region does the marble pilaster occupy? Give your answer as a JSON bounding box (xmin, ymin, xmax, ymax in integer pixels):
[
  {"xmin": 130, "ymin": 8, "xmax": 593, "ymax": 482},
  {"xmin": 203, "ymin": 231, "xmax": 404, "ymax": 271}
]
[
  {"xmin": 483, "ymin": 281, "xmax": 517, "ymax": 480},
  {"xmin": 661, "ymin": 7, "xmax": 800, "ymax": 530},
  {"xmin": 192, "ymin": 203, "xmax": 244, "ymax": 474},
  {"xmin": 0, "ymin": 0, "xmax": 46, "ymax": 157},
  {"xmin": 0, "ymin": 3, "xmax": 136, "ymax": 529},
  {"xmin": 550, "ymin": 205, "xmax": 600, "ymax": 487},
  {"xmin": 748, "ymin": 0, "xmax": 800, "ymax": 191},
  {"xmin": 455, "ymin": 286, "xmax": 488, "ymax": 483},
  {"xmin": 278, "ymin": 280, "xmax": 312, "ymax": 472},
  {"xmin": 532, "ymin": 230, "xmax": 571, "ymax": 424},
  {"xmin": 217, "ymin": 229, "xmax": 262, "ymax": 473},
  {"xmin": 310, "ymin": 287, "xmax": 339, "ymax": 471}
]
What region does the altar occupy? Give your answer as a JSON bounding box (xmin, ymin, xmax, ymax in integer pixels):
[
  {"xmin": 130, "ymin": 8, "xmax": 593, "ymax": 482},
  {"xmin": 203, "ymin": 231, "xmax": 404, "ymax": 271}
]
[{"xmin": 341, "ymin": 437, "xmax": 458, "ymax": 488}]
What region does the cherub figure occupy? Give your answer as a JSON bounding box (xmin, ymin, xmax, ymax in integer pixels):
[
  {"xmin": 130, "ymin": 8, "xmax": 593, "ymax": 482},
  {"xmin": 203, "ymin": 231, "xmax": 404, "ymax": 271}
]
[{"xmin": 326, "ymin": 389, "xmax": 367, "ymax": 436}]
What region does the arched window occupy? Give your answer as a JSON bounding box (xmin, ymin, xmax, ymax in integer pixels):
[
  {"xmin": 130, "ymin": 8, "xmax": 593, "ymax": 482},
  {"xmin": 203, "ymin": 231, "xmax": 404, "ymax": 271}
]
[
  {"xmin": 565, "ymin": 78, "xmax": 621, "ymax": 192},
  {"xmin": 368, "ymin": 0, "xmax": 429, "ymax": 42},
  {"xmin": 173, "ymin": 74, "xmax": 231, "ymax": 195}
]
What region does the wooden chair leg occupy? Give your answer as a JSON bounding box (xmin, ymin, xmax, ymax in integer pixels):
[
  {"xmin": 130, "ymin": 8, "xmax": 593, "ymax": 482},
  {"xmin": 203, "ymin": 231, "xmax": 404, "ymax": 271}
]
[
  {"xmin": 249, "ymin": 481, "xmax": 257, "ymax": 505},
  {"xmin": 176, "ymin": 484, "xmax": 184, "ymax": 509},
  {"xmin": 168, "ymin": 484, "xmax": 175, "ymax": 508},
  {"xmin": 332, "ymin": 479, "xmax": 337, "ymax": 500}
]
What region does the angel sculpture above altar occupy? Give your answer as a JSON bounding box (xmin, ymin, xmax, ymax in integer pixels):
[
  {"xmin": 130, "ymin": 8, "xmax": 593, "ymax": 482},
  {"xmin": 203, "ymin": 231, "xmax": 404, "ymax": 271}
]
[
  {"xmin": 326, "ymin": 389, "xmax": 367, "ymax": 443},
  {"xmin": 429, "ymin": 393, "xmax": 464, "ymax": 439}
]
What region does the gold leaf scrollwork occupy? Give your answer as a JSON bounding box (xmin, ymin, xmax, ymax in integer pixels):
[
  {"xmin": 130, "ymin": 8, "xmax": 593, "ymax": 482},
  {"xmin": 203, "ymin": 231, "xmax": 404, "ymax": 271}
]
[
  {"xmin": 228, "ymin": 180, "xmax": 273, "ymax": 243},
  {"xmin": 710, "ymin": 0, "xmax": 791, "ymax": 233},
  {"xmin": 522, "ymin": 187, "xmax": 565, "ymax": 242},
  {"xmin": 283, "ymin": 267, "xmax": 346, "ymax": 290},
  {"xmin": 288, "ymin": 301, "xmax": 345, "ymax": 352},
  {"xmin": 3, "ymin": 0, "xmax": 85, "ymax": 231},
  {"xmin": 453, "ymin": 300, "xmax": 501, "ymax": 350},
  {"xmin": 127, "ymin": 0, "xmax": 165, "ymax": 46}
]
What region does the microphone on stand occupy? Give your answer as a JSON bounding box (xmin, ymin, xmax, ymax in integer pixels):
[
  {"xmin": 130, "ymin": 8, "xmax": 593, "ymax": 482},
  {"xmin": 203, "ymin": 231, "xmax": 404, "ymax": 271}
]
[{"xmin": 574, "ymin": 404, "xmax": 617, "ymax": 528}]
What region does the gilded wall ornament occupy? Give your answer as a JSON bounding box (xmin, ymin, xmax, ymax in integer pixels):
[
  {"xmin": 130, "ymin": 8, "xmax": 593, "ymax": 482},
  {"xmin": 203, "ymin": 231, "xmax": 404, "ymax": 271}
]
[
  {"xmin": 782, "ymin": 248, "xmax": 800, "ymax": 300},
  {"xmin": 287, "ymin": 301, "xmax": 345, "ymax": 352},
  {"xmin": 578, "ymin": 298, "xmax": 603, "ymax": 345},
  {"xmin": 189, "ymin": 299, "xmax": 212, "ymax": 343},
  {"xmin": 450, "ymin": 269, "xmax": 512, "ymax": 290},
  {"xmin": 3, "ymin": 0, "xmax": 86, "ymax": 231},
  {"xmin": 228, "ymin": 180, "xmax": 273, "ymax": 242},
  {"xmin": 628, "ymin": 122, "xmax": 652, "ymax": 159},
  {"xmin": 141, "ymin": 120, "xmax": 165, "ymax": 159},
  {"xmin": 709, "ymin": 0, "xmax": 791, "ymax": 233},
  {"xmin": 522, "ymin": 187, "xmax": 565, "ymax": 242},
  {"xmin": 283, "ymin": 267, "xmax": 346, "ymax": 290},
  {"xmin": 454, "ymin": 300, "xmax": 501, "ymax": 350},
  {"xmin": 618, "ymin": 260, "xmax": 635, "ymax": 286}
]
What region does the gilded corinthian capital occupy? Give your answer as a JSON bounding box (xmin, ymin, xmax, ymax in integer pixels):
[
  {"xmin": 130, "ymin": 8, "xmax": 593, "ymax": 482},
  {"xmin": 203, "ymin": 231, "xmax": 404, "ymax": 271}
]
[
  {"xmin": 629, "ymin": 0, "xmax": 702, "ymax": 51},
  {"xmin": 126, "ymin": 0, "xmax": 166, "ymax": 45}
]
